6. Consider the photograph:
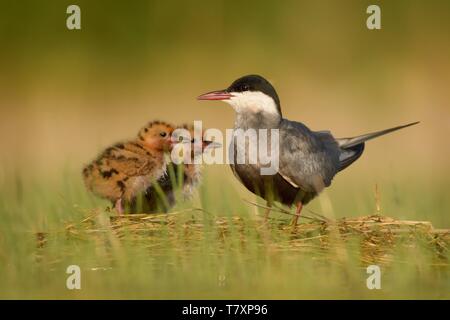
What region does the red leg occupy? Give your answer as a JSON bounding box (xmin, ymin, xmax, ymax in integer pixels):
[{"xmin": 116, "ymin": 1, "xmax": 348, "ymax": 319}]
[
  {"xmin": 114, "ymin": 198, "xmax": 124, "ymax": 215},
  {"xmin": 291, "ymin": 202, "xmax": 303, "ymax": 226}
]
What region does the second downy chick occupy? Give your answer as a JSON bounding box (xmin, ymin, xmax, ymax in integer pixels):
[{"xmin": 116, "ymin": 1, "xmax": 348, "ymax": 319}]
[{"xmin": 139, "ymin": 124, "xmax": 220, "ymax": 213}]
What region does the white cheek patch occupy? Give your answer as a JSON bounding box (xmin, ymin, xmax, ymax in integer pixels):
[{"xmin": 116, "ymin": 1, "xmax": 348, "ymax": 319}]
[{"xmin": 225, "ymin": 91, "xmax": 278, "ymax": 115}]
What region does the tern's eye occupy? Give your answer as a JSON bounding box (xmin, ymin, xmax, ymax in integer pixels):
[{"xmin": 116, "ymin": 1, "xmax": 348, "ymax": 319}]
[
  {"xmin": 159, "ymin": 132, "xmax": 167, "ymax": 137},
  {"xmin": 191, "ymin": 138, "xmax": 195, "ymax": 143},
  {"xmin": 241, "ymin": 84, "xmax": 249, "ymax": 91}
]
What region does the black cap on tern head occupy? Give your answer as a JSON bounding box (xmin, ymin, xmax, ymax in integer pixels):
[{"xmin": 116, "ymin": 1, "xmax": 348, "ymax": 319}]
[
  {"xmin": 198, "ymin": 74, "xmax": 282, "ymax": 116},
  {"xmin": 227, "ymin": 75, "xmax": 280, "ymax": 105}
]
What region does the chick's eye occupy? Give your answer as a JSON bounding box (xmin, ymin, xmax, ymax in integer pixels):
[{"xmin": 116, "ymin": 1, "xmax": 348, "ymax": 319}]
[
  {"xmin": 191, "ymin": 138, "xmax": 195, "ymax": 143},
  {"xmin": 159, "ymin": 132, "xmax": 167, "ymax": 137}
]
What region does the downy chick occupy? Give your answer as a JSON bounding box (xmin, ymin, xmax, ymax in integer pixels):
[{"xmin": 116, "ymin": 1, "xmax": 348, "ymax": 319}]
[{"xmin": 82, "ymin": 121, "xmax": 175, "ymax": 214}]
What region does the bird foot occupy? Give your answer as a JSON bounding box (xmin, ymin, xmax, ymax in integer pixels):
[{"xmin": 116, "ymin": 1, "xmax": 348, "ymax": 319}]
[{"xmin": 290, "ymin": 202, "xmax": 303, "ymax": 227}]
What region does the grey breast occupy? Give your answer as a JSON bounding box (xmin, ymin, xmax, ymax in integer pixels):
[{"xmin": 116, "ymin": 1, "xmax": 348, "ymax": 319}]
[{"xmin": 228, "ymin": 123, "xmax": 325, "ymax": 206}]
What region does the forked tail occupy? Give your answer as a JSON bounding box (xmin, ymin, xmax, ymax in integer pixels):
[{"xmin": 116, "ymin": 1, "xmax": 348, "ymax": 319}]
[
  {"xmin": 337, "ymin": 121, "xmax": 419, "ymax": 149},
  {"xmin": 337, "ymin": 121, "xmax": 419, "ymax": 171}
]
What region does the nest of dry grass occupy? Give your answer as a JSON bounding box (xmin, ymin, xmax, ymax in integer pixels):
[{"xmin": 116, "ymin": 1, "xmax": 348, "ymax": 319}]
[{"xmin": 44, "ymin": 208, "xmax": 449, "ymax": 269}]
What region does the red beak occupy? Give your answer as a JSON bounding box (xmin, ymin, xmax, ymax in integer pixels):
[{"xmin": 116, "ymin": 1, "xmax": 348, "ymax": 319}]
[{"xmin": 197, "ymin": 90, "xmax": 232, "ymax": 101}]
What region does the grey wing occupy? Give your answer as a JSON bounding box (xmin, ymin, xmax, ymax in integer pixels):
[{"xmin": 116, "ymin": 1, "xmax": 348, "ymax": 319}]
[
  {"xmin": 337, "ymin": 143, "xmax": 365, "ymax": 171},
  {"xmin": 278, "ymin": 121, "xmax": 341, "ymax": 192}
]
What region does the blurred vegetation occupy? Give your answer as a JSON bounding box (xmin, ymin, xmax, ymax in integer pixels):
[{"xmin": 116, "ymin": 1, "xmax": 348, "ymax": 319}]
[{"xmin": 0, "ymin": 1, "xmax": 449, "ymax": 298}]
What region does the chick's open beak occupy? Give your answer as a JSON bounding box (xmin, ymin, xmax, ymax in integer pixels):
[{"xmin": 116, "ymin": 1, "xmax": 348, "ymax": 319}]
[
  {"xmin": 202, "ymin": 140, "xmax": 222, "ymax": 150},
  {"xmin": 197, "ymin": 90, "xmax": 232, "ymax": 101}
]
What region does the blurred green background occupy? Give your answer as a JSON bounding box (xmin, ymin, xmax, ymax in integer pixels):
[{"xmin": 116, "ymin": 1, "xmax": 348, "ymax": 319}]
[{"xmin": 0, "ymin": 0, "xmax": 449, "ymax": 299}]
